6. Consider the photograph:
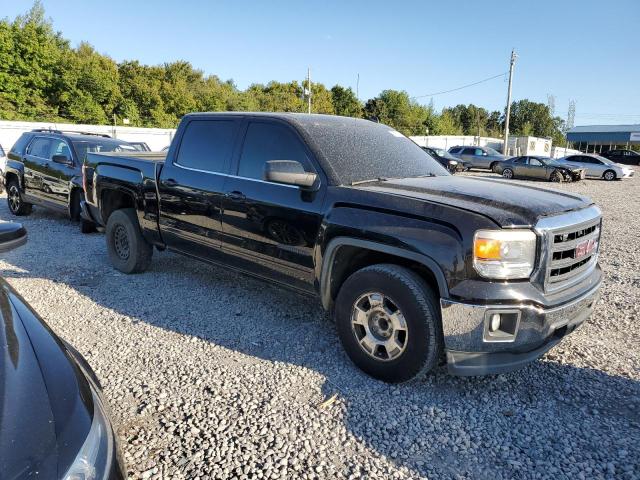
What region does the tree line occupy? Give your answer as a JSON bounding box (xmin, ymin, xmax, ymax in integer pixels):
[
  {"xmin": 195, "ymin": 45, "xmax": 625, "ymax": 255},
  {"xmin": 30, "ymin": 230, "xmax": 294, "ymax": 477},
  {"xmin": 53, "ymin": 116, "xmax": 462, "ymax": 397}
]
[{"xmin": 0, "ymin": 3, "xmax": 566, "ymax": 145}]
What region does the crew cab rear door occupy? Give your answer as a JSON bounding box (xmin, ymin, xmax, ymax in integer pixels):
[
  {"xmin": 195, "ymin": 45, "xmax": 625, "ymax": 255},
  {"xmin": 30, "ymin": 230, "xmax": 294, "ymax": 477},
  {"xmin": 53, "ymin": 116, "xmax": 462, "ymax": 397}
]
[
  {"xmin": 157, "ymin": 117, "xmax": 242, "ymax": 256},
  {"xmin": 220, "ymin": 118, "xmax": 326, "ymax": 292}
]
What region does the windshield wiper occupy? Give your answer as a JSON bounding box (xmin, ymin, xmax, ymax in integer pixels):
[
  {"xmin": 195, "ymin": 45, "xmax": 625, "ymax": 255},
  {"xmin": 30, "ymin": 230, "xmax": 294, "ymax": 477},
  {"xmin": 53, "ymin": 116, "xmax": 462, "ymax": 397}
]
[{"xmin": 350, "ymin": 177, "xmax": 390, "ymax": 186}]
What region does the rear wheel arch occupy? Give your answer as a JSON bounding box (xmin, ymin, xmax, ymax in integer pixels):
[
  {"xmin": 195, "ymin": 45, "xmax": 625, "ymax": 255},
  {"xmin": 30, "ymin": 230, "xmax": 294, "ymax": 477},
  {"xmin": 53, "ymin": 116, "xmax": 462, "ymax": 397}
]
[
  {"xmin": 320, "ymin": 237, "xmax": 448, "ymax": 312},
  {"xmin": 100, "ymin": 188, "xmax": 136, "ymax": 224}
]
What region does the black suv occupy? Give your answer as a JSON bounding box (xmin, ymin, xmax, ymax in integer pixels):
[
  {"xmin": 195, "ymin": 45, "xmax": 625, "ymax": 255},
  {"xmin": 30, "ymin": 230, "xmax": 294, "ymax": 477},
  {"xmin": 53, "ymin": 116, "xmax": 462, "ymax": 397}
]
[
  {"xmin": 600, "ymin": 149, "xmax": 640, "ymax": 165},
  {"xmin": 4, "ymin": 130, "xmax": 136, "ymax": 228},
  {"xmin": 82, "ymin": 113, "xmax": 603, "ymax": 382}
]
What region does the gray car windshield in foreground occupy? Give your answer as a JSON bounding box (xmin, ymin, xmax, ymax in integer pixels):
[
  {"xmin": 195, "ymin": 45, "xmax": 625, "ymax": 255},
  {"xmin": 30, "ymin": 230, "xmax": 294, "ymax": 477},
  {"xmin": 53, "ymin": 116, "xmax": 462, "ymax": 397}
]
[{"xmin": 298, "ymin": 118, "xmax": 448, "ymax": 185}]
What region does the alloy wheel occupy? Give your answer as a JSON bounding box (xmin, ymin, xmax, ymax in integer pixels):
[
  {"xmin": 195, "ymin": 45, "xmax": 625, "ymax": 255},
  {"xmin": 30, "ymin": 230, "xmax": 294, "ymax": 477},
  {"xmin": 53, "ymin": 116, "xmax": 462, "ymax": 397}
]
[
  {"xmin": 8, "ymin": 186, "xmax": 21, "ymax": 213},
  {"xmin": 351, "ymin": 292, "xmax": 408, "ymax": 361},
  {"xmin": 502, "ymin": 169, "xmax": 513, "ymax": 179}
]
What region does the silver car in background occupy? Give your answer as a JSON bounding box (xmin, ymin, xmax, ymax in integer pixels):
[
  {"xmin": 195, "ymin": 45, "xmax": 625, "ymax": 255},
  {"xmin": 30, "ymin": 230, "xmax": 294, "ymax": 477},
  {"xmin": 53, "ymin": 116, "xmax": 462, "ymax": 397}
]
[
  {"xmin": 558, "ymin": 154, "xmax": 635, "ymax": 181},
  {"xmin": 448, "ymin": 145, "xmax": 508, "ymax": 171}
]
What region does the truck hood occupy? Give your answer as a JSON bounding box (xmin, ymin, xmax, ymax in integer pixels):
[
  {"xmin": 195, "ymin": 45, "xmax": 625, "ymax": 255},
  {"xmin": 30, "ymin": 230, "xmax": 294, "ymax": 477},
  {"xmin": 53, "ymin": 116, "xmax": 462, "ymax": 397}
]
[{"xmin": 356, "ymin": 175, "xmax": 592, "ymax": 227}]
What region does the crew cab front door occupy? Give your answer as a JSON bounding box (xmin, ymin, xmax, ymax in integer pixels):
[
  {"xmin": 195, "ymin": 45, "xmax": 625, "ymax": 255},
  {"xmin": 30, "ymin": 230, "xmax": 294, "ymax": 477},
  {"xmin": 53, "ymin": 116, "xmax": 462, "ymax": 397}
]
[
  {"xmin": 220, "ymin": 120, "xmax": 326, "ymax": 292},
  {"xmin": 158, "ymin": 118, "xmax": 241, "ymax": 257}
]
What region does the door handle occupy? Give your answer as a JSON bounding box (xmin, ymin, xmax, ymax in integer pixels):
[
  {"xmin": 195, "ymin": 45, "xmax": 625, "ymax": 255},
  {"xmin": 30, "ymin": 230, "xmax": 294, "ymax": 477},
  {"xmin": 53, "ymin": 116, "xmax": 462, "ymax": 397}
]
[
  {"xmin": 227, "ymin": 191, "xmax": 246, "ymax": 201},
  {"xmin": 163, "ymin": 178, "xmax": 178, "ymax": 187}
]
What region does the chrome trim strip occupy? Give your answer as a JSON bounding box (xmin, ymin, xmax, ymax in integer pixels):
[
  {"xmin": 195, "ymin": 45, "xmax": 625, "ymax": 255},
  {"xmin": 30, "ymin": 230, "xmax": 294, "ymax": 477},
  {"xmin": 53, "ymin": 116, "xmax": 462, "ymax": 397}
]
[{"xmin": 171, "ymin": 162, "xmax": 301, "ymax": 189}]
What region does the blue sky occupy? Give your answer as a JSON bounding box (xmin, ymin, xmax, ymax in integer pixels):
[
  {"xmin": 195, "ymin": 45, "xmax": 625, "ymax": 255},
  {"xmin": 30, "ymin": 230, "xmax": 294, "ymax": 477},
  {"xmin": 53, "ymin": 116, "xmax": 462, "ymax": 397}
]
[{"xmin": 3, "ymin": 0, "xmax": 639, "ymax": 124}]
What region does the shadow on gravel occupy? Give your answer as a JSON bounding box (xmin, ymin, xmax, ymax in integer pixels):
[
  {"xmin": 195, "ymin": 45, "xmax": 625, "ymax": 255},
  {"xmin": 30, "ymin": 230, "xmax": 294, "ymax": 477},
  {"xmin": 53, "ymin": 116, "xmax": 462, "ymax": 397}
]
[{"xmin": 1, "ymin": 202, "xmax": 639, "ymax": 479}]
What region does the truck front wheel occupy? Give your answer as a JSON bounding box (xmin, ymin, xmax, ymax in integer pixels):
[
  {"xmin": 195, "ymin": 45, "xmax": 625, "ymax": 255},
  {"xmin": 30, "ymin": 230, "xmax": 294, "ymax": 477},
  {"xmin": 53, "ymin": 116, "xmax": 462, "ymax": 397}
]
[
  {"xmin": 106, "ymin": 208, "xmax": 152, "ymax": 273},
  {"xmin": 334, "ymin": 264, "xmax": 442, "ymax": 383}
]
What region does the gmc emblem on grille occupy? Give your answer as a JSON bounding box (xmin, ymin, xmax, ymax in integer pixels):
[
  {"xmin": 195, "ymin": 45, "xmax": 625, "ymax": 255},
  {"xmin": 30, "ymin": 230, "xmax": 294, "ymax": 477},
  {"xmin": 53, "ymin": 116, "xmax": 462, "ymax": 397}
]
[{"xmin": 575, "ymin": 238, "xmax": 597, "ymax": 258}]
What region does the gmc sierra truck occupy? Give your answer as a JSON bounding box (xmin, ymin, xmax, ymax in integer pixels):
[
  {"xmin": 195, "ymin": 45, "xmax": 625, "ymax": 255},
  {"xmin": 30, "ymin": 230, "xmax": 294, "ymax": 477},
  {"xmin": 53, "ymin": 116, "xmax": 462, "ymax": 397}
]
[{"xmin": 81, "ymin": 113, "xmax": 602, "ymax": 383}]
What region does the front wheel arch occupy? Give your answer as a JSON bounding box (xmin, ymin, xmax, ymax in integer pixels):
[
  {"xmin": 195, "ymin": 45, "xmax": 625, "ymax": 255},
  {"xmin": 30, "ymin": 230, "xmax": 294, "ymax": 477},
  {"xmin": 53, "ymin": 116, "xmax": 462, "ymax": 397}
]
[{"xmin": 602, "ymin": 169, "xmax": 616, "ymax": 181}]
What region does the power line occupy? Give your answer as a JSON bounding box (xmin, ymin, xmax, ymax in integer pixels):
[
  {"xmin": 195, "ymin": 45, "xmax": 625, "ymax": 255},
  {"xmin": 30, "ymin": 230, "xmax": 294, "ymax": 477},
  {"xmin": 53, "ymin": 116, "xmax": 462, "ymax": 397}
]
[{"xmin": 412, "ymin": 72, "xmax": 508, "ymax": 99}]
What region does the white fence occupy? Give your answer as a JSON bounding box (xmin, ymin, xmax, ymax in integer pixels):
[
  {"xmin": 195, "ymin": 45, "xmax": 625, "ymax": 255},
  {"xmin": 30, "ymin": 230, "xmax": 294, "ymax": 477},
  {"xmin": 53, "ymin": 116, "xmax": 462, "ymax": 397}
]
[
  {"xmin": 409, "ymin": 135, "xmax": 504, "ymax": 151},
  {"xmin": 0, "ymin": 120, "xmax": 176, "ymax": 152}
]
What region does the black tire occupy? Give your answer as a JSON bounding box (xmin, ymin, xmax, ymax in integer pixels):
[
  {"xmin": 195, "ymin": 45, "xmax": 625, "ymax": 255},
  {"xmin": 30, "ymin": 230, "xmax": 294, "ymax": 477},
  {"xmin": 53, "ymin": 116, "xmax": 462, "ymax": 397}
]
[
  {"xmin": 603, "ymin": 170, "xmax": 616, "ymax": 181},
  {"xmin": 69, "ymin": 189, "xmax": 82, "ymax": 221},
  {"xmin": 6, "ymin": 178, "xmax": 33, "ymax": 216},
  {"xmin": 334, "ymin": 264, "xmax": 442, "ymax": 383},
  {"xmin": 550, "ymin": 170, "xmax": 563, "ymax": 182},
  {"xmin": 106, "ymin": 208, "xmax": 153, "ymax": 273},
  {"xmin": 81, "ymin": 219, "xmax": 96, "ymax": 234}
]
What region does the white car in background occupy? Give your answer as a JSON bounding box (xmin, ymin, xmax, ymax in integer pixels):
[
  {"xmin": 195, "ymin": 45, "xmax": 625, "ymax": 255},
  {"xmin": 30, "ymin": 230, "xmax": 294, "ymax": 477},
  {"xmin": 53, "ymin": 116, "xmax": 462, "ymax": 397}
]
[{"xmin": 558, "ymin": 153, "xmax": 635, "ymax": 180}]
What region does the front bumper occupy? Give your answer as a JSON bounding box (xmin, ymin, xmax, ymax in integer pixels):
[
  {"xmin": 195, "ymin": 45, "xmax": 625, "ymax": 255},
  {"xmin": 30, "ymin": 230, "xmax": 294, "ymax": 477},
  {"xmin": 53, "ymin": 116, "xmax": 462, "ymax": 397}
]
[{"xmin": 440, "ymin": 280, "xmax": 601, "ymax": 376}]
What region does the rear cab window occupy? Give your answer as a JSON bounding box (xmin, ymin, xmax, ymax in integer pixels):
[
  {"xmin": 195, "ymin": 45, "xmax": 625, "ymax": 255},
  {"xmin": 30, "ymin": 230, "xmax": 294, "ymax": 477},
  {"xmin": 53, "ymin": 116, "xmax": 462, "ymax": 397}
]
[{"xmin": 175, "ymin": 120, "xmax": 238, "ymax": 173}]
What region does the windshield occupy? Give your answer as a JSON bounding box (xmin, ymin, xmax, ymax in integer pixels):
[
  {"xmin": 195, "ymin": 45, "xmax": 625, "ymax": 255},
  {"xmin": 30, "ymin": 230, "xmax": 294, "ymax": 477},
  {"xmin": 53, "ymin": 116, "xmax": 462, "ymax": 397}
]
[
  {"xmin": 432, "ymin": 147, "xmax": 457, "ymax": 159},
  {"xmin": 297, "ymin": 117, "xmax": 448, "ymax": 185},
  {"xmin": 71, "ymin": 139, "xmax": 137, "ymax": 161}
]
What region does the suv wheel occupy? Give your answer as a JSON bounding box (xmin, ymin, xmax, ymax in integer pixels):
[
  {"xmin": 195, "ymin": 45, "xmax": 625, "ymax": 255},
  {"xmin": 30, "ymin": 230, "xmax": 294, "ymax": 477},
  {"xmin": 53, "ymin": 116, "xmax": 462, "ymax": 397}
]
[
  {"xmin": 69, "ymin": 190, "xmax": 82, "ymax": 221},
  {"xmin": 7, "ymin": 178, "xmax": 33, "ymax": 216},
  {"xmin": 334, "ymin": 264, "xmax": 442, "ymax": 383},
  {"xmin": 106, "ymin": 208, "xmax": 153, "ymax": 273},
  {"xmin": 603, "ymin": 170, "xmax": 616, "ymax": 181}
]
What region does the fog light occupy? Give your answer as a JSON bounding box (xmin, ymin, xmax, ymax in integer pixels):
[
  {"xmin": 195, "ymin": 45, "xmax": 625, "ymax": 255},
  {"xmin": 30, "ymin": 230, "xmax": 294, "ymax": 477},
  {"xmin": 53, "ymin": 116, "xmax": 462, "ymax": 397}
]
[{"xmin": 489, "ymin": 313, "xmax": 501, "ymax": 332}]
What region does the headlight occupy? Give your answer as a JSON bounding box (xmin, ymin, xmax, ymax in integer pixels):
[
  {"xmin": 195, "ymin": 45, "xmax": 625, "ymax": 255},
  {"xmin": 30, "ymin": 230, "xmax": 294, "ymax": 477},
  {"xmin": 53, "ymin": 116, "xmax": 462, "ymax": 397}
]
[
  {"xmin": 473, "ymin": 229, "xmax": 537, "ymax": 279},
  {"xmin": 62, "ymin": 391, "xmax": 115, "ymax": 480}
]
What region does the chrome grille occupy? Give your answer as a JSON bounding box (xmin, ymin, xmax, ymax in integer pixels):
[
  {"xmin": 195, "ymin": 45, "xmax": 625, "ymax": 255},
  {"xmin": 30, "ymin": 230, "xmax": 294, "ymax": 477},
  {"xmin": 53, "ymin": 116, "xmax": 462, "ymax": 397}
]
[{"xmin": 544, "ymin": 216, "xmax": 601, "ymax": 291}]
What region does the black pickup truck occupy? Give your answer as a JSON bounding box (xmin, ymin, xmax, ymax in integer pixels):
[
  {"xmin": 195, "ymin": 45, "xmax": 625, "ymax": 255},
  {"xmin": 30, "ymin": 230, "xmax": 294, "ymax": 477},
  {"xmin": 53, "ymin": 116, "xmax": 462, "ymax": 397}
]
[{"xmin": 82, "ymin": 113, "xmax": 603, "ymax": 382}]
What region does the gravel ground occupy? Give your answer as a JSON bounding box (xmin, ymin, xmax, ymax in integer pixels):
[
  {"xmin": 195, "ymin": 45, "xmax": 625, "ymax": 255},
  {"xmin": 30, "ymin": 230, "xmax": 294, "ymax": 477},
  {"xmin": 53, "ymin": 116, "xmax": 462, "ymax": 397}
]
[{"xmin": 0, "ymin": 173, "xmax": 639, "ymax": 480}]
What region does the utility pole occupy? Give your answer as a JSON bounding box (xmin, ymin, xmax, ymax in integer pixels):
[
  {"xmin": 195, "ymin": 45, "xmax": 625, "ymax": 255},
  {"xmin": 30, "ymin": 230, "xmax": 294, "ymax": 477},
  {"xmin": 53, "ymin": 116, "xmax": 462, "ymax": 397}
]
[
  {"xmin": 307, "ymin": 67, "xmax": 312, "ymax": 114},
  {"xmin": 503, "ymin": 49, "xmax": 517, "ymax": 155}
]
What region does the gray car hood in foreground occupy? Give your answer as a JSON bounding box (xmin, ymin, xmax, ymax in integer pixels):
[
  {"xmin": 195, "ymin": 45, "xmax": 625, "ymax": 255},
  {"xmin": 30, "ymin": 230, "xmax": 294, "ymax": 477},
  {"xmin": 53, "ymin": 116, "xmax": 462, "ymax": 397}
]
[{"xmin": 357, "ymin": 175, "xmax": 593, "ymax": 227}]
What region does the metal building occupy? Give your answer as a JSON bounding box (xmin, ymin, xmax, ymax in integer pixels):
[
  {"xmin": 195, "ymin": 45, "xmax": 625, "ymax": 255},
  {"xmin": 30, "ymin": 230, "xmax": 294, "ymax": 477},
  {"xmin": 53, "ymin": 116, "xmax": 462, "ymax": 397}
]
[{"xmin": 566, "ymin": 124, "xmax": 640, "ymax": 153}]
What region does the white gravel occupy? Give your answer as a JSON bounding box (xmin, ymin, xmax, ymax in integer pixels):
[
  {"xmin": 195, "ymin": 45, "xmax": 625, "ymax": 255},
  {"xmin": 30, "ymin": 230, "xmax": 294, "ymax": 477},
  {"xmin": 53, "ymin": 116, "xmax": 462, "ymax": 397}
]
[{"xmin": 0, "ymin": 174, "xmax": 638, "ymax": 480}]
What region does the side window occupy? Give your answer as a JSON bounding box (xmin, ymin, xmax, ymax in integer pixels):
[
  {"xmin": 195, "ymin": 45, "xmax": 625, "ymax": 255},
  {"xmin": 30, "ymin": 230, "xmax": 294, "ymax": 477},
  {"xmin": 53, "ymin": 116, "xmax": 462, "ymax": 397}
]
[
  {"xmin": 175, "ymin": 120, "xmax": 237, "ymax": 173},
  {"xmin": 577, "ymin": 156, "xmax": 592, "ymax": 164},
  {"xmin": 238, "ymin": 122, "xmax": 313, "ymax": 180},
  {"xmin": 461, "ymin": 147, "xmax": 475, "ymax": 155},
  {"xmin": 0, "ymin": 145, "xmax": 5, "ymax": 157},
  {"xmin": 529, "ymin": 158, "xmax": 543, "ymax": 166},
  {"xmin": 50, "ymin": 140, "xmax": 72, "ymax": 161},
  {"xmin": 475, "ymin": 148, "xmax": 484, "ymax": 156},
  {"xmin": 513, "ymin": 157, "xmax": 526, "ymax": 164},
  {"xmin": 27, "ymin": 137, "xmax": 52, "ymax": 159},
  {"xmin": 449, "ymin": 147, "xmax": 461, "ymax": 154}
]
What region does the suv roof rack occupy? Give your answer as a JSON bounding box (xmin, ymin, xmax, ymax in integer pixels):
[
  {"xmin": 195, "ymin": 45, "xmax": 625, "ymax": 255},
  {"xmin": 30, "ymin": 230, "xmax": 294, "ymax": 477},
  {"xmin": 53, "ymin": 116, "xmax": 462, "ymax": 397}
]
[{"xmin": 30, "ymin": 128, "xmax": 111, "ymax": 138}]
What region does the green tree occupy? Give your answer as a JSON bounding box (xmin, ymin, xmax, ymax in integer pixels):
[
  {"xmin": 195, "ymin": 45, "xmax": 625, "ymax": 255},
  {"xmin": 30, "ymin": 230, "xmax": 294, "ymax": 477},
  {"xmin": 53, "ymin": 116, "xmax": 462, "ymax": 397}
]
[
  {"xmin": 330, "ymin": 85, "xmax": 361, "ymax": 117},
  {"xmin": 364, "ymin": 90, "xmax": 435, "ymax": 136}
]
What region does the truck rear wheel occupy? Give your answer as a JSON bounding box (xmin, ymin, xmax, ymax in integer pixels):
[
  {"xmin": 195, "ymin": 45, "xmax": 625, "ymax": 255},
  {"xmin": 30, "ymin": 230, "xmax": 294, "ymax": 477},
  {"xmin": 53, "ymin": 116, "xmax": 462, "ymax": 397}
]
[
  {"xmin": 106, "ymin": 208, "xmax": 152, "ymax": 273},
  {"xmin": 334, "ymin": 264, "xmax": 442, "ymax": 383}
]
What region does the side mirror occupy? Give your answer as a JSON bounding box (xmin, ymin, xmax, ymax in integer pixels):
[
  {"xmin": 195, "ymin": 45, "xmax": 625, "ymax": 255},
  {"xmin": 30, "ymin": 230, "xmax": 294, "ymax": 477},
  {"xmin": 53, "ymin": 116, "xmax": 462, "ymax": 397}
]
[
  {"xmin": 52, "ymin": 155, "xmax": 72, "ymax": 166},
  {"xmin": 0, "ymin": 223, "xmax": 27, "ymax": 253},
  {"xmin": 264, "ymin": 160, "xmax": 317, "ymax": 188}
]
